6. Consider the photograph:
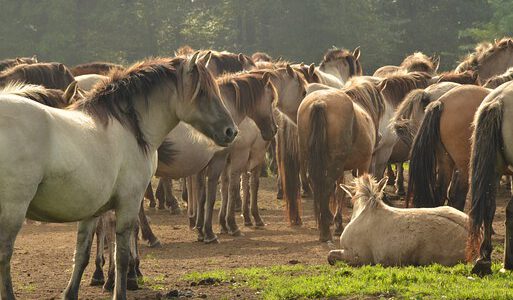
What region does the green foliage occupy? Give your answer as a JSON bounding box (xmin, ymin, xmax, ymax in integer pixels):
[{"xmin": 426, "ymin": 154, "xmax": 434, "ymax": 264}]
[
  {"xmin": 185, "ymin": 263, "xmax": 513, "ymax": 299},
  {"xmin": 0, "ymin": 0, "xmax": 505, "ymax": 72}
]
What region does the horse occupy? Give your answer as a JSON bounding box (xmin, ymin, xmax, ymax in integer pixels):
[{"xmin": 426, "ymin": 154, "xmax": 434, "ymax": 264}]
[
  {"xmin": 407, "ymin": 85, "xmax": 491, "ymax": 212},
  {"xmin": 0, "ymin": 54, "xmax": 237, "ymax": 300},
  {"xmin": 294, "ymin": 63, "xmax": 344, "ymax": 89},
  {"xmin": 327, "ymin": 174, "xmax": 468, "ymax": 266},
  {"xmin": 0, "ymin": 55, "xmax": 37, "ymax": 72},
  {"xmin": 70, "ymin": 62, "xmax": 125, "ymax": 76},
  {"xmin": 483, "ymin": 67, "xmax": 513, "ymax": 89},
  {"xmin": 373, "ymin": 52, "xmax": 439, "ymax": 77},
  {"xmin": 0, "ymin": 62, "xmax": 75, "ymax": 90},
  {"xmin": 0, "ymin": 81, "xmax": 79, "ymax": 109},
  {"xmin": 298, "ymin": 79, "xmax": 384, "ymax": 241},
  {"xmin": 252, "ymin": 52, "xmax": 273, "ymax": 62},
  {"xmin": 198, "ymin": 50, "xmax": 256, "ymax": 77},
  {"xmin": 433, "ymin": 70, "xmax": 478, "ymax": 85},
  {"xmin": 318, "ymin": 47, "xmax": 362, "ymax": 84},
  {"xmin": 468, "ymin": 81, "xmax": 513, "ymax": 276},
  {"xmin": 75, "ymin": 74, "xmax": 109, "ymax": 91},
  {"xmin": 456, "ymin": 38, "xmax": 513, "ymax": 83}
]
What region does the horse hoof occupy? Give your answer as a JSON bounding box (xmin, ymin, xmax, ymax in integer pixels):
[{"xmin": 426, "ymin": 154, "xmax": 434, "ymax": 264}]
[
  {"xmin": 327, "ymin": 255, "xmax": 337, "ymax": 266},
  {"xmin": 149, "ymin": 202, "xmax": 156, "ymax": 208},
  {"xmin": 204, "ymin": 236, "xmax": 219, "ymax": 244},
  {"xmin": 147, "ymin": 239, "xmax": 161, "ymax": 248},
  {"xmin": 472, "ymin": 260, "xmax": 492, "ymax": 276},
  {"xmin": 90, "ymin": 277, "xmax": 105, "ymax": 287},
  {"xmin": 334, "ymin": 228, "xmax": 344, "ymax": 236},
  {"xmin": 219, "ymin": 228, "xmax": 229, "ymax": 235},
  {"xmin": 276, "ymin": 193, "xmax": 283, "ymax": 200},
  {"xmin": 244, "ymin": 221, "xmax": 253, "ymax": 227},
  {"xmin": 127, "ymin": 278, "xmax": 139, "ymax": 291},
  {"xmin": 229, "ymin": 229, "xmax": 242, "ymax": 237}
]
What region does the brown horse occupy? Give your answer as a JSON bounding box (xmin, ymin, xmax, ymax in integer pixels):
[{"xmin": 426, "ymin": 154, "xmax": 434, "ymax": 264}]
[
  {"xmin": 434, "ymin": 70, "xmax": 479, "ymax": 85},
  {"xmin": 319, "ymin": 47, "xmax": 362, "ymax": 83},
  {"xmin": 0, "ymin": 62, "xmax": 75, "ymax": 90},
  {"xmin": 252, "ymin": 52, "xmax": 273, "ymax": 62},
  {"xmin": 70, "ymin": 62, "xmax": 125, "ymax": 76},
  {"xmin": 468, "ymin": 81, "xmax": 513, "ymax": 276},
  {"xmin": 0, "ymin": 55, "xmax": 37, "ymax": 72},
  {"xmin": 408, "ymin": 85, "xmax": 491, "ymax": 211},
  {"xmin": 456, "ymin": 38, "xmax": 513, "ymax": 83},
  {"xmin": 374, "ymin": 52, "xmax": 439, "ymax": 77},
  {"xmin": 199, "ymin": 50, "xmax": 256, "ymax": 77},
  {"xmin": 298, "ymin": 80, "xmax": 385, "ymax": 241}
]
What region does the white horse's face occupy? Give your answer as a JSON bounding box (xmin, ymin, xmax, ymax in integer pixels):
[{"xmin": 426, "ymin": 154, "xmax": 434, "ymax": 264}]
[
  {"xmin": 274, "ymin": 68, "xmax": 307, "ymax": 121},
  {"xmin": 176, "ymin": 57, "xmax": 237, "ymax": 147}
]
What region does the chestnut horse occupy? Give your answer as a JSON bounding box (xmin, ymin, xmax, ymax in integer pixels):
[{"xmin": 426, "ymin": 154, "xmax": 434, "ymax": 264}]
[
  {"xmin": 0, "ymin": 62, "xmax": 75, "ymax": 90},
  {"xmin": 70, "ymin": 62, "xmax": 125, "ymax": 76},
  {"xmin": 0, "ymin": 55, "xmax": 37, "ymax": 72},
  {"xmin": 408, "ymin": 85, "xmax": 491, "ymax": 211}
]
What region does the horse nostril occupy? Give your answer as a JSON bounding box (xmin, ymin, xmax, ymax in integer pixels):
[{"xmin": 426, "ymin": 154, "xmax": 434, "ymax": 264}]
[{"xmin": 225, "ymin": 127, "xmax": 237, "ymax": 139}]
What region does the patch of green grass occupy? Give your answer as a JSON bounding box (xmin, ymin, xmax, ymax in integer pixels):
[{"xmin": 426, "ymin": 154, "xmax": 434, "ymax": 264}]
[
  {"xmin": 20, "ymin": 283, "xmax": 36, "ymax": 293},
  {"xmin": 185, "ymin": 263, "xmax": 513, "ymax": 300},
  {"xmin": 140, "ymin": 274, "xmax": 166, "ymax": 291}
]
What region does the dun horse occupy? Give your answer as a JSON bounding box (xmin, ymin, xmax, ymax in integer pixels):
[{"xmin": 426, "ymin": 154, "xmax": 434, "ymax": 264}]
[
  {"xmin": 0, "ymin": 62, "xmax": 75, "ymax": 90},
  {"xmin": 71, "ymin": 62, "xmax": 125, "ymax": 76},
  {"xmin": 0, "ymin": 54, "xmax": 237, "ymax": 300},
  {"xmin": 0, "ymin": 55, "xmax": 37, "ymax": 72}
]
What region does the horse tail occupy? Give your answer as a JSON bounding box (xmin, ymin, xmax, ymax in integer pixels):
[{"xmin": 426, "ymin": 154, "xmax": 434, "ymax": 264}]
[
  {"xmin": 408, "ymin": 100, "xmax": 443, "ymax": 208},
  {"xmin": 468, "ymin": 98, "xmax": 504, "ymax": 260},
  {"xmin": 393, "ymin": 89, "xmax": 428, "ymax": 148},
  {"xmin": 278, "ymin": 118, "xmax": 302, "ymax": 225},
  {"xmin": 307, "ymin": 102, "xmax": 329, "ymax": 224}
]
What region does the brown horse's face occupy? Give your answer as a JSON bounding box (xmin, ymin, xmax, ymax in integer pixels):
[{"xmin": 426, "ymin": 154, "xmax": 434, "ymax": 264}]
[
  {"xmin": 478, "ymin": 47, "xmax": 513, "ymax": 82},
  {"xmin": 177, "ymin": 58, "xmax": 237, "ymax": 147},
  {"xmin": 250, "ymin": 83, "xmax": 277, "ymax": 141},
  {"xmin": 275, "ymin": 68, "xmax": 307, "ymax": 121}
]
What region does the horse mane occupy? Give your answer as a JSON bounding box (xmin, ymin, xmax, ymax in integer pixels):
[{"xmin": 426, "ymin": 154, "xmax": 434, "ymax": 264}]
[
  {"xmin": 349, "ymin": 174, "xmax": 385, "ymax": 210},
  {"xmin": 380, "ymin": 72, "xmax": 432, "ymax": 107},
  {"xmin": 343, "ymin": 79, "xmax": 385, "ymax": 135},
  {"xmin": 217, "ymin": 71, "xmax": 276, "ymax": 116},
  {"xmin": 0, "ymin": 82, "xmax": 70, "ymax": 108},
  {"xmin": 71, "ymin": 62, "xmax": 125, "ymax": 76},
  {"xmin": 256, "ymin": 60, "xmax": 291, "ymax": 70},
  {"xmin": 292, "ymin": 64, "xmax": 322, "ymax": 84},
  {"xmin": 436, "ymin": 70, "xmax": 478, "ymax": 85},
  {"xmin": 70, "ymin": 56, "xmax": 218, "ymax": 152},
  {"xmin": 206, "ymin": 50, "xmax": 256, "ymax": 74},
  {"xmin": 321, "ymin": 48, "xmax": 362, "ymax": 77},
  {"xmin": 457, "ymin": 38, "xmax": 513, "ymax": 71},
  {"xmin": 0, "ymin": 63, "xmax": 75, "ymax": 91},
  {"xmin": 400, "ymin": 52, "xmax": 437, "ymax": 74},
  {"xmin": 0, "ymin": 56, "xmax": 37, "ymax": 72},
  {"xmin": 174, "ymin": 45, "xmax": 195, "ymax": 57},
  {"xmin": 252, "ymin": 52, "xmax": 273, "ymax": 62},
  {"xmin": 483, "ymin": 67, "xmax": 513, "ymax": 89}
]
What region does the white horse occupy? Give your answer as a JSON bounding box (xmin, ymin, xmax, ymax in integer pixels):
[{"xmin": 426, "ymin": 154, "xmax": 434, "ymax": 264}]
[
  {"xmin": 0, "ymin": 54, "xmax": 237, "ymax": 300},
  {"xmin": 328, "ymin": 174, "xmax": 468, "ymax": 267}
]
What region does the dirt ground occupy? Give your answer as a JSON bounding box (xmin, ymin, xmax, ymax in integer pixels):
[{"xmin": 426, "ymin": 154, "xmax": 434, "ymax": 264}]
[{"xmin": 11, "ymin": 175, "xmax": 511, "ymax": 300}]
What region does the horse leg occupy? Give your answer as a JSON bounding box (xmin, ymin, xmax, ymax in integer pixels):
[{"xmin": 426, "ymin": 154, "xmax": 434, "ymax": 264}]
[
  {"xmin": 145, "ymin": 183, "xmax": 156, "ymax": 208},
  {"xmin": 276, "ymin": 172, "xmax": 284, "ymax": 199},
  {"xmin": 113, "ymin": 209, "xmax": 139, "ymax": 300},
  {"xmin": 276, "ymin": 134, "xmax": 284, "ymax": 200},
  {"xmin": 195, "ymin": 169, "xmax": 207, "ymax": 242},
  {"xmin": 259, "ymin": 162, "xmax": 268, "ymax": 177},
  {"xmin": 269, "ymin": 138, "xmax": 278, "ymax": 175},
  {"xmin": 319, "ymin": 181, "xmax": 334, "ymax": 242},
  {"xmin": 164, "ymin": 179, "xmax": 181, "ymax": 215},
  {"xmin": 250, "ymin": 167, "xmax": 265, "ymax": 227},
  {"xmin": 186, "ymin": 175, "xmax": 197, "ymax": 229},
  {"xmin": 386, "ymin": 163, "xmax": 396, "ymax": 186},
  {"xmin": 203, "ymin": 157, "xmax": 225, "ymax": 243},
  {"xmin": 103, "ymin": 213, "xmax": 116, "ymax": 292},
  {"xmin": 138, "ymin": 202, "xmax": 160, "ymax": 248},
  {"xmin": 241, "ymin": 171, "xmax": 252, "ymax": 226},
  {"xmin": 395, "ymin": 163, "xmax": 405, "ymax": 196},
  {"xmin": 90, "ymin": 216, "xmax": 106, "ymax": 286},
  {"xmin": 333, "ymin": 177, "xmax": 344, "ymax": 236},
  {"xmin": 181, "ymin": 178, "xmax": 188, "ymax": 203},
  {"xmin": 449, "ymin": 170, "xmax": 468, "ymax": 211},
  {"xmin": 300, "ymin": 162, "xmax": 312, "ymax": 198},
  {"xmin": 126, "ymin": 223, "xmax": 139, "ymax": 291},
  {"xmin": 155, "ymin": 178, "xmax": 166, "ymax": 210},
  {"xmin": 504, "ymin": 195, "xmax": 513, "ymax": 270},
  {"xmin": 227, "ymin": 169, "xmax": 243, "ymax": 236},
  {"xmin": 0, "ymin": 204, "xmax": 28, "ymax": 300},
  {"xmin": 219, "ymin": 169, "xmax": 229, "ymax": 234},
  {"xmin": 63, "ymin": 217, "xmax": 98, "ymax": 300}
]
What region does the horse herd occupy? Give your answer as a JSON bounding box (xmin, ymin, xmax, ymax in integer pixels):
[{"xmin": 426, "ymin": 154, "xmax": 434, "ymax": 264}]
[{"xmin": 1, "ymin": 38, "xmax": 513, "ymax": 299}]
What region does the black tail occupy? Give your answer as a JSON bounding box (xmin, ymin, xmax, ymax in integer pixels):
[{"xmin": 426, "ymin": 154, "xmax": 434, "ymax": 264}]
[
  {"xmin": 307, "ymin": 102, "xmax": 329, "ymax": 225},
  {"xmin": 278, "ymin": 117, "xmax": 302, "ymax": 225},
  {"xmin": 468, "ymin": 99, "xmax": 503, "ymax": 256},
  {"xmin": 408, "ymin": 100, "xmax": 443, "ymax": 208}
]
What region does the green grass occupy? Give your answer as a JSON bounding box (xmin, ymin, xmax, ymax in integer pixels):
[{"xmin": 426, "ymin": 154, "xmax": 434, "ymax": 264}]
[
  {"xmin": 139, "ymin": 274, "xmax": 166, "ymax": 291},
  {"xmin": 184, "ymin": 263, "xmax": 513, "ymax": 299}
]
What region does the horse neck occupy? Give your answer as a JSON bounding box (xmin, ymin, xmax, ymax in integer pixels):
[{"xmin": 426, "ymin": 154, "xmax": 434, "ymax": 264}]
[
  {"xmin": 479, "ymin": 50, "xmax": 513, "ymax": 82},
  {"xmin": 132, "ymin": 83, "xmax": 180, "ymax": 151},
  {"xmin": 219, "ymin": 86, "xmax": 245, "ymax": 125},
  {"xmin": 271, "ymin": 76, "xmax": 301, "ymax": 121}
]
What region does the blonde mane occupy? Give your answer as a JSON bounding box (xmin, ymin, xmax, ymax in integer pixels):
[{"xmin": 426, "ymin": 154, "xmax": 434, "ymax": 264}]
[
  {"xmin": 348, "ymin": 174, "xmax": 385, "ymax": 210},
  {"xmin": 457, "ymin": 38, "xmax": 513, "ymax": 72}
]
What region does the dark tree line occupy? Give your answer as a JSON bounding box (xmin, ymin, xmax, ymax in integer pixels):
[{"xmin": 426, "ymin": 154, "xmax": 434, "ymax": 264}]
[{"xmin": 0, "ymin": 0, "xmax": 509, "ymax": 73}]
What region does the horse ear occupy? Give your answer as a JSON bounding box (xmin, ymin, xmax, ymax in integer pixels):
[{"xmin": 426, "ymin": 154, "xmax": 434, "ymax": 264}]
[
  {"xmin": 15, "ymin": 58, "xmax": 23, "ymax": 64},
  {"xmin": 188, "ymin": 51, "xmax": 201, "ymax": 72},
  {"xmin": 432, "ymin": 55, "xmax": 440, "ymax": 72},
  {"xmin": 63, "ymin": 81, "xmax": 78, "ymax": 103},
  {"xmin": 263, "ymin": 71, "xmax": 272, "ymax": 85},
  {"xmin": 378, "ymin": 79, "xmax": 388, "ymax": 92},
  {"xmin": 339, "ymin": 184, "xmax": 354, "ymax": 198},
  {"xmin": 353, "ymin": 46, "xmax": 361, "ymax": 60},
  {"xmin": 238, "ymin": 53, "xmax": 246, "ymax": 63},
  {"xmin": 308, "ymin": 63, "xmax": 315, "ymax": 77},
  {"xmin": 286, "ymin": 64, "xmax": 295, "ymax": 78},
  {"xmin": 300, "ymin": 62, "xmax": 305, "ymax": 67},
  {"xmin": 31, "ymin": 55, "xmax": 38, "ymax": 62},
  {"xmin": 201, "ymin": 50, "xmax": 213, "ymax": 69},
  {"xmin": 58, "ymin": 63, "xmax": 66, "ymax": 72},
  {"xmin": 377, "ymin": 177, "xmax": 388, "ymax": 193}
]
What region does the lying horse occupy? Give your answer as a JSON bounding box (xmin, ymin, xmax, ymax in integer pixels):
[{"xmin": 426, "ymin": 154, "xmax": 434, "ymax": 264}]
[{"xmin": 328, "ymin": 174, "xmax": 468, "ymax": 267}]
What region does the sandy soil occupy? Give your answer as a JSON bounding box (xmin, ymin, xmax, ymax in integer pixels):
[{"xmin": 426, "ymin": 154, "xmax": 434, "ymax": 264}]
[{"xmin": 11, "ymin": 176, "xmax": 511, "ymax": 299}]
